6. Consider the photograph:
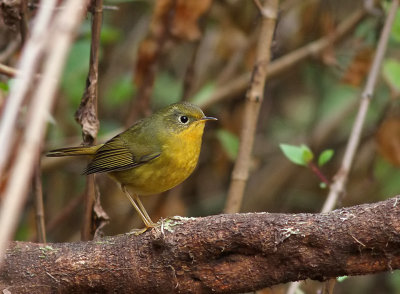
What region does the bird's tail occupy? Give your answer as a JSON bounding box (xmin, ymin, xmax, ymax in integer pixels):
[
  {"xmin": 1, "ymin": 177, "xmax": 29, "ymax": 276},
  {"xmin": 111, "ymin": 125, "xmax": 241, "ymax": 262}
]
[{"xmin": 47, "ymin": 145, "xmax": 102, "ymax": 157}]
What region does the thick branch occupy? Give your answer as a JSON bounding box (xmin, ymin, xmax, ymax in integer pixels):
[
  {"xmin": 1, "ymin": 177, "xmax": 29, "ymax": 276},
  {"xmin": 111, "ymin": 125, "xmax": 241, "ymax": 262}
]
[{"xmin": 1, "ymin": 196, "xmax": 400, "ymax": 293}]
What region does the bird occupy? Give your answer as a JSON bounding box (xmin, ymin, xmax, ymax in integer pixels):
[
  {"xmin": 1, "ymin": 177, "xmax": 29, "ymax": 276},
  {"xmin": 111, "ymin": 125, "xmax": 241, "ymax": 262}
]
[{"xmin": 47, "ymin": 101, "xmax": 217, "ymax": 229}]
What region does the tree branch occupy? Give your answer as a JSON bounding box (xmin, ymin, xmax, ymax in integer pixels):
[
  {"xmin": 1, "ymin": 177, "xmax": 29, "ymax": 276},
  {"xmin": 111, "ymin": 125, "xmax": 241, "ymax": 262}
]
[
  {"xmin": 1, "ymin": 196, "xmax": 400, "ymax": 293},
  {"xmin": 224, "ymin": 0, "xmax": 279, "ymax": 213},
  {"xmin": 199, "ymin": 8, "xmax": 366, "ymax": 111},
  {"xmin": 287, "ymin": 4, "xmax": 398, "ymax": 293},
  {"xmin": 322, "ymin": 0, "xmax": 399, "ymax": 213},
  {"xmin": 74, "ymin": 0, "xmax": 107, "ymax": 241},
  {"xmin": 0, "ymin": 0, "xmax": 88, "ymax": 265}
]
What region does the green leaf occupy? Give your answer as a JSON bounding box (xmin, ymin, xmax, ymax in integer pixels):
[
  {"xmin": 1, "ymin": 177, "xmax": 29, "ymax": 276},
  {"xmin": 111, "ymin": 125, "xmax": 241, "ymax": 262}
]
[
  {"xmin": 319, "ymin": 182, "xmax": 327, "ymax": 189},
  {"xmin": 383, "ymin": 59, "xmax": 400, "ymax": 92},
  {"xmin": 301, "ymin": 144, "xmax": 313, "ymax": 163},
  {"xmin": 280, "ymin": 144, "xmax": 313, "ymax": 166},
  {"xmin": 216, "ymin": 129, "xmax": 239, "ymax": 160},
  {"xmin": 0, "ymin": 81, "xmax": 9, "ymax": 92},
  {"xmin": 318, "ymin": 149, "xmax": 334, "ymax": 167},
  {"xmin": 385, "ymin": 2, "xmax": 400, "ymax": 42},
  {"xmin": 337, "ymin": 276, "xmax": 348, "ymax": 283}
]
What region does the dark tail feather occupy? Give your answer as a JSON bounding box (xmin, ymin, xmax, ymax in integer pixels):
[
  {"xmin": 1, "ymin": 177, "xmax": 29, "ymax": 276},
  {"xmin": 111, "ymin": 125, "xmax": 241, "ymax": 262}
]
[{"xmin": 46, "ymin": 145, "xmax": 100, "ymax": 157}]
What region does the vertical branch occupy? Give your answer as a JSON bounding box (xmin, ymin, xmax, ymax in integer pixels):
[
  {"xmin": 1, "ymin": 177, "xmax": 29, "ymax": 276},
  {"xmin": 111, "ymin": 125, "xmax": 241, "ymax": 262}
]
[
  {"xmin": 74, "ymin": 0, "xmax": 108, "ymax": 241},
  {"xmin": 0, "ymin": 0, "xmax": 89, "ymax": 265},
  {"xmin": 19, "ymin": 0, "xmax": 29, "ymax": 46},
  {"xmin": 33, "ymin": 157, "xmax": 46, "ymax": 244},
  {"xmin": 0, "ymin": 0, "xmax": 56, "ymax": 180},
  {"xmin": 224, "ymin": 0, "xmax": 279, "ymax": 213},
  {"xmin": 286, "ymin": 2, "xmax": 399, "ymax": 294},
  {"xmin": 199, "ymin": 9, "xmax": 366, "ymax": 111},
  {"xmin": 321, "ymin": 0, "xmax": 399, "ymax": 213},
  {"xmin": 75, "ymin": 0, "xmax": 101, "ymax": 145}
]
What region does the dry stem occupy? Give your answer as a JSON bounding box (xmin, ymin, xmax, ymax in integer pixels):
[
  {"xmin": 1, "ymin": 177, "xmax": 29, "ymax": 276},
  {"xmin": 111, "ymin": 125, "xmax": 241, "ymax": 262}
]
[
  {"xmin": 0, "ymin": 0, "xmax": 56, "ymax": 178},
  {"xmin": 33, "ymin": 157, "xmax": 46, "ymax": 244},
  {"xmin": 321, "ymin": 0, "xmax": 399, "ymax": 213},
  {"xmin": 0, "ymin": 0, "xmax": 88, "ymax": 265},
  {"xmin": 75, "ymin": 0, "xmax": 104, "ymax": 241},
  {"xmin": 199, "ymin": 9, "xmax": 366, "ymax": 111},
  {"xmin": 0, "ymin": 63, "xmax": 18, "ymax": 77},
  {"xmin": 224, "ymin": 0, "xmax": 279, "ymax": 213},
  {"xmin": 287, "ymin": 2, "xmax": 399, "ymax": 293}
]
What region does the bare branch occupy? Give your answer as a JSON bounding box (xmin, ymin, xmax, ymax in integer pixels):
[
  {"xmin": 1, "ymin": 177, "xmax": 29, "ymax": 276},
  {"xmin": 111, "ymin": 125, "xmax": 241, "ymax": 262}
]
[
  {"xmin": 0, "ymin": 63, "xmax": 17, "ymax": 77},
  {"xmin": 74, "ymin": 0, "xmax": 106, "ymax": 241},
  {"xmin": 287, "ymin": 3, "xmax": 398, "ymax": 293},
  {"xmin": 33, "ymin": 157, "xmax": 46, "ymax": 244},
  {"xmin": 322, "ymin": 0, "xmax": 399, "ymax": 213},
  {"xmin": 0, "ymin": 0, "xmax": 89, "ymax": 265},
  {"xmin": 224, "ymin": 0, "xmax": 279, "ymax": 213},
  {"xmin": 1, "ymin": 196, "xmax": 400, "ymax": 293},
  {"xmin": 75, "ymin": 0, "xmax": 101, "ymax": 145},
  {"xmin": 199, "ymin": 9, "xmax": 366, "ymax": 110},
  {"xmin": 0, "ymin": 0, "xmax": 56, "ymax": 178}
]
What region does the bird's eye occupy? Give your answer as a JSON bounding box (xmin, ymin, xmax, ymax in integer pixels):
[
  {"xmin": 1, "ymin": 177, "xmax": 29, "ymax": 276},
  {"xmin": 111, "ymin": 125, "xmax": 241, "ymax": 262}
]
[{"xmin": 179, "ymin": 115, "xmax": 189, "ymax": 124}]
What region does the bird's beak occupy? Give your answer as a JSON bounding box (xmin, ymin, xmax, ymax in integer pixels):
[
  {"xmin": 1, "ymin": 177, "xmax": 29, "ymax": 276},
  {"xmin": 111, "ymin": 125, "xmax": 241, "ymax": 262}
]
[{"xmin": 201, "ymin": 116, "xmax": 218, "ymax": 122}]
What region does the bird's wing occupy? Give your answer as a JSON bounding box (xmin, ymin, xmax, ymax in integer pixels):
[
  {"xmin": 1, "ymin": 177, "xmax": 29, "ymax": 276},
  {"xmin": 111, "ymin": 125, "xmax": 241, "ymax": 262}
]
[{"xmin": 83, "ymin": 136, "xmax": 160, "ymax": 175}]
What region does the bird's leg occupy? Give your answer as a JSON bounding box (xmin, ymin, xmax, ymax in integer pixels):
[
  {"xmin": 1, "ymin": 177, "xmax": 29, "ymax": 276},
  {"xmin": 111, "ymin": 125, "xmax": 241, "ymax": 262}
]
[
  {"xmin": 121, "ymin": 186, "xmax": 155, "ymax": 228},
  {"xmin": 133, "ymin": 194, "xmax": 157, "ymax": 227}
]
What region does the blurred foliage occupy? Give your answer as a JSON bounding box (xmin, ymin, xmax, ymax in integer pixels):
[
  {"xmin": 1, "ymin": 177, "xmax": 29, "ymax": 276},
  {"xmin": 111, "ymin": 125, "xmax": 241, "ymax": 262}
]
[
  {"xmin": 104, "ymin": 74, "xmax": 136, "ymax": 108},
  {"xmin": 383, "ymin": 58, "xmax": 400, "ymax": 93},
  {"xmin": 0, "ymin": 81, "xmax": 9, "ymax": 92},
  {"xmin": 1, "ymin": 0, "xmax": 399, "ymax": 293},
  {"xmin": 153, "ymin": 72, "xmax": 182, "ymax": 107},
  {"xmin": 61, "ymin": 39, "xmax": 91, "ymax": 108},
  {"xmin": 216, "ymin": 129, "xmax": 239, "ymax": 160}
]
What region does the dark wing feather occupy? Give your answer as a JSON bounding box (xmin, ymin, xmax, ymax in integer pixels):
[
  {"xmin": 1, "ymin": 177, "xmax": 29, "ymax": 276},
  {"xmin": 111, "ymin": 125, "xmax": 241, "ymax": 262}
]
[{"xmin": 83, "ymin": 136, "xmax": 160, "ymax": 175}]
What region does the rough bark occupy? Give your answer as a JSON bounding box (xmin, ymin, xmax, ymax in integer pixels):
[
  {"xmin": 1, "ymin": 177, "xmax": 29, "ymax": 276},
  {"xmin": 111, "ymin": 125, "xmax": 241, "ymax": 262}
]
[{"xmin": 1, "ymin": 196, "xmax": 400, "ymax": 293}]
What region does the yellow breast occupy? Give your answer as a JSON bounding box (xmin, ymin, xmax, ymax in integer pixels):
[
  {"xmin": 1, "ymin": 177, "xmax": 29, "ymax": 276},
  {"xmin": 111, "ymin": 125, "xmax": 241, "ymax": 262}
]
[{"xmin": 111, "ymin": 121, "xmax": 206, "ymax": 195}]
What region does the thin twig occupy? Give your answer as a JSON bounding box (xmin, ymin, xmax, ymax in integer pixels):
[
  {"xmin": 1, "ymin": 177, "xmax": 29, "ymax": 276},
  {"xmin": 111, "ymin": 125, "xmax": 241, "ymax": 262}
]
[
  {"xmin": 0, "ymin": 63, "xmax": 18, "ymax": 77},
  {"xmin": 224, "ymin": 0, "xmax": 279, "ymax": 214},
  {"xmin": 0, "ymin": 63, "xmax": 43, "ymax": 79},
  {"xmin": 199, "ymin": 9, "xmax": 366, "ymax": 111},
  {"xmin": 0, "ymin": 37, "xmax": 20, "ymax": 63},
  {"xmin": 0, "ymin": 0, "xmax": 56, "ymax": 179},
  {"xmin": 321, "ymin": 0, "xmax": 398, "ymax": 213},
  {"xmin": 287, "ymin": 2, "xmax": 399, "ymax": 293},
  {"xmin": 0, "ymin": 0, "xmax": 88, "ymax": 265},
  {"xmin": 75, "ymin": 0, "xmax": 104, "ymax": 241},
  {"xmin": 19, "ymin": 0, "xmax": 29, "ymax": 46},
  {"xmin": 33, "ymin": 156, "xmax": 46, "ymax": 244}
]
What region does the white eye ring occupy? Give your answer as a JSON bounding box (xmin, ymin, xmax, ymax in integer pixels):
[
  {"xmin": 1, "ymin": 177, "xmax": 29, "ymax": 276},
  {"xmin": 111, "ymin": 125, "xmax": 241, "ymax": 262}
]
[{"xmin": 179, "ymin": 115, "xmax": 189, "ymax": 124}]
